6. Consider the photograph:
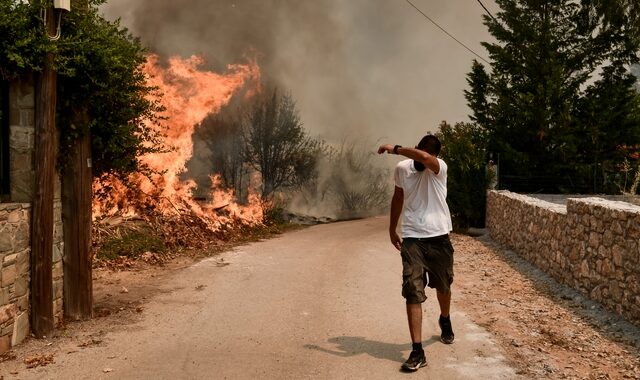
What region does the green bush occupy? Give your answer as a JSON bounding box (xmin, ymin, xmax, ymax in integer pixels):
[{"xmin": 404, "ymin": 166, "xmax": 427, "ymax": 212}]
[
  {"xmin": 97, "ymin": 229, "xmax": 166, "ymax": 260},
  {"xmin": 436, "ymin": 121, "xmax": 492, "ymax": 231}
]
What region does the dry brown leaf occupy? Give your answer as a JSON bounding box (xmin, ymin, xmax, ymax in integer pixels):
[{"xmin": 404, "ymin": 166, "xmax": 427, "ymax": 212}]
[{"xmin": 24, "ymin": 353, "xmax": 54, "ymax": 369}]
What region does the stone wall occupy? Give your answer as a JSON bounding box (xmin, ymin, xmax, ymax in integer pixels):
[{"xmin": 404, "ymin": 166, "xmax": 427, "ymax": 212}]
[
  {"xmin": 0, "ymin": 204, "xmax": 30, "ymax": 352},
  {"xmin": 9, "ymin": 77, "xmax": 35, "ymax": 203},
  {"xmin": 486, "ymin": 190, "xmax": 640, "ymax": 326},
  {"xmin": 0, "ymin": 76, "xmax": 64, "ymax": 353}
]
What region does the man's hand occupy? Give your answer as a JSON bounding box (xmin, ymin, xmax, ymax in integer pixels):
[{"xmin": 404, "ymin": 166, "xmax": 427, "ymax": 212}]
[
  {"xmin": 378, "ymin": 144, "xmax": 394, "ymax": 154},
  {"xmin": 389, "ymin": 229, "xmax": 402, "ymax": 251}
]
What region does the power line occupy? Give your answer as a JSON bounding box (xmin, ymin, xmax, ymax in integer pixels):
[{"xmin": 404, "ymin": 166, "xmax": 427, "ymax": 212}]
[
  {"xmin": 475, "ymin": 0, "xmax": 498, "ymax": 23},
  {"xmin": 404, "ymin": 0, "xmax": 490, "ymax": 65}
]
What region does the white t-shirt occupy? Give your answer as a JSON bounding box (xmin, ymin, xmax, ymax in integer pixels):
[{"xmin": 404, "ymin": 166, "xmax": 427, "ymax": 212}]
[{"xmin": 394, "ymin": 158, "xmax": 453, "ymax": 238}]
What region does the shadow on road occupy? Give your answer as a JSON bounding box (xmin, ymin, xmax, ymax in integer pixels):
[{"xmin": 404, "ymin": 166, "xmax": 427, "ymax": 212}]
[{"xmin": 305, "ymin": 335, "xmax": 439, "ymax": 364}]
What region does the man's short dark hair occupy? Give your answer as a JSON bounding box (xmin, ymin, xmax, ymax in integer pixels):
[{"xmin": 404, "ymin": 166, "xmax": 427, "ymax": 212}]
[{"xmin": 417, "ymin": 135, "xmax": 441, "ymax": 156}]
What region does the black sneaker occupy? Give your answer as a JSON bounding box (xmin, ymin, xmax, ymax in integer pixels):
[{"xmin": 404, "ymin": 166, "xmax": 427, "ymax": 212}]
[
  {"xmin": 439, "ymin": 315, "xmax": 455, "ymax": 344},
  {"xmin": 401, "ymin": 349, "xmax": 427, "ymax": 372}
]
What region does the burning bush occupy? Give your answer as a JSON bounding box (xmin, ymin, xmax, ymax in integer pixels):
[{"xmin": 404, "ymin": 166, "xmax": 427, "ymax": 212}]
[{"xmin": 91, "ymin": 54, "xmax": 266, "ymax": 254}]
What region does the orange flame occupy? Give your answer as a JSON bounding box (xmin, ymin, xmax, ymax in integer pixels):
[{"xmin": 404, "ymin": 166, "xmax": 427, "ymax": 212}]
[{"xmin": 93, "ymin": 54, "xmax": 263, "ymax": 230}]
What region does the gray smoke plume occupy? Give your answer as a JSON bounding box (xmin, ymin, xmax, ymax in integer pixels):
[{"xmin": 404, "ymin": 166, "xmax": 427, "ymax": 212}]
[
  {"xmin": 101, "ymin": 0, "xmax": 496, "ymax": 218},
  {"xmin": 101, "ymin": 0, "xmax": 494, "ymax": 144}
]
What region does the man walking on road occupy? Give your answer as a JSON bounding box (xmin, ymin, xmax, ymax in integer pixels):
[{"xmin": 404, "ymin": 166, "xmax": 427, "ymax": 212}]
[{"xmin": 378, "ymin": 135, "xmax": 455, "ymax": 372}]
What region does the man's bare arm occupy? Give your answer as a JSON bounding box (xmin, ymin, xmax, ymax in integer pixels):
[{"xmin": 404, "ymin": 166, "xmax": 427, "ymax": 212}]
[
  {"xmin": 377, "ymin": 144, "xmax": 440, "ymax": 174},
  {"xmin": 389, "ymin": 186, "xmax": 403, "ymax": 251}
]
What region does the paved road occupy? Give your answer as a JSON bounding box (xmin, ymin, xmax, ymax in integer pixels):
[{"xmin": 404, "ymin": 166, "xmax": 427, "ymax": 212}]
[{"xmin": 16, "ymin": 217, "xmax": 517, "ymax": 379}]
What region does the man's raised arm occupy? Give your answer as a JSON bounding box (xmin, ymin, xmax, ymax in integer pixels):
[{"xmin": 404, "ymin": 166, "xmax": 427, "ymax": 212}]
[{"xmin": 377, "ymin": 144, "xmax": 440, "ymax": 174}]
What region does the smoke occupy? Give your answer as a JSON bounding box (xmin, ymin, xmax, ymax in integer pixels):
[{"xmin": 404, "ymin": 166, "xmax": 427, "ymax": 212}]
[
  {"xmin": 101, "ymin": 0, "xmax": 494, "ymax": 144},
  {"xmin": 101, "ymin": 0, "xmax": 496, "ymax": 218}
]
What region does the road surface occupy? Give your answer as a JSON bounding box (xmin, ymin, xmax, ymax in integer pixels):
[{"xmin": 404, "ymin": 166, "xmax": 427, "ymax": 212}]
[{"xmin": 7, "ymin": 217, "xmax": 518, "ymax": 379}]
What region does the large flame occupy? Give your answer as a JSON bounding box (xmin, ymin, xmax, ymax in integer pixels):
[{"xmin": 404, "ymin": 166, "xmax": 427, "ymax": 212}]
[{"xmin": 93, "ymin": 54, "xmax": 263, "ymax": 231}]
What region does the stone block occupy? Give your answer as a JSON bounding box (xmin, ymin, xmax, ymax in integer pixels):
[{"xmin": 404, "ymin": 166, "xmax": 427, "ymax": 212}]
[
  {"xmin": 14, "ymin": 222, "xmax": 29, "ymax": 252},
  {"xmin": 52, "ymin": 279, "xmax": 62, "ymax": 299},
  {"xmin": 19, "ymin": 109, "xmax": 34, "ymax": 128},
  {"xmin": 11, "ymin": 311, "xmax": 28, "ymax": 346},
  {"xmin": 9, "ymin": 126, "xmax": 34, "ymax": 151},
  {"xmin": 601, "ymin": 259, "xmax": 613, "ymax": 277},
  {"xmin": 53, "ymin": 299, "xmax": 63, "ymax": 324},
  {"xmin": 14, "ymin": 275, "xmax": 27, "ymax": 298},
  {"xmin": 54, "ymin": 179, "xmax": 61, "ymax": 200},
  {"xmin": 16, "ymin": 295, "xmax": 28, "ymax": 312},
  {"xmin": 596, "ymin": 245, "xmax": 606, "ymax": 259},
  {"xmin": 52, "ymin": 243, "xmax": 63, "ymax": 263},
  {"xmin": 588, "ymin": 232, "xmax": 600, "ymax": 249},
  {"xmin": 10, "ymin": 151, "xmax": 32, "ymax": 173},
  {"xmin": 0, "ymin": 225, "xmax": 13, "ymax": 253},
  {"xmin": 0, "ymin": 304, "xmax": 16, "ymax": 325},
  {"xmin": 1, "ymin": 265, "xmax": 16, "ymax": 287},
  {"xmin": 0, "ymin": 286, "xmax": 9, "ymax": 305},
  {"xmin": 0, "ymin": 325, "xmax": 11, "ymax": 337},
  {"xmin": 3, "ymin": 253, "xmax": 17, "ymax": 266},
  {"xmin": 53, "ymin": 222, "xmax": 63, "ymax": 243},
  {"xmin": 580, "ymin": 260, "xmax": 590, "ymax": 278},
  {"xmin": 6, "ymin": 209, "xmax": 23, "ymax": 224},
  {"xmin": 602, "ymin": 229, "xmax": 613, "ymax": 247},
  {"xmin": 52, "ymin": 262, "xmax": 63, "ymax": 279},
  {"xmin": 0, "ymin": 335, "xmax": 10, "ymax": 354},
  {"xmin": 16, "ymin": 250, "xmax": 29, "ymax": 276},
  {"xmin": 612, "ymin": 245, "xmax": 624, "ymax": 267},
  {"xmin": 10, "ymin": 173, "xmax": 34, "ymax": 203}
]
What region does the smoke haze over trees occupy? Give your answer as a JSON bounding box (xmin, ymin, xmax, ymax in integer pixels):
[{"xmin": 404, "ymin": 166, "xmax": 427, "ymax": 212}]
[
  {"xmin": 101, "ymin": 0, "xmax": 497, "ymax": 144},
  {"xmin": 102, "ymin": 0, "xmax": 500, "ymax": 218}
]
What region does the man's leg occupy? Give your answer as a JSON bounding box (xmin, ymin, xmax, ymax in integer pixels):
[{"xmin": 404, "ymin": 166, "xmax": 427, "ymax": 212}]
[
  {"xmin": 437, "ymin": 289, "xmax": 454, "ymax": 344},
  {"xmin": 400, "ymin": 239, "xmax": 427, "ymax": 371},
  {"xmin": 402, "ymin": 302, "xmax": 427, "ymax": 371},
  {"xmin": 406, "ymin": 303, "xmax": 422, "ymax": 343},
  {"xmin": 436, "ymin": 289, "xmax": 451, "ymax": 317}
]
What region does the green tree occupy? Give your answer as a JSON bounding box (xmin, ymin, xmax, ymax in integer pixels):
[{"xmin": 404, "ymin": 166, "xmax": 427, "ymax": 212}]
[
  {"xmin": 464, "ymin": 60, "xmax": 491, "ymax": 129},
  {"xmin": 468, "ymin": 0, "xmax": 640, "ymax": 192},
  {"xmin": 436, "ymin": 121, "xmax": 491, "ymax": 230},
  {"xmin": 57, "ymin": 0, "xmax": 165, "ymax": 178},
  {"xmin": 0, "ymin": 1, "xmax": 49, "ymax": 80},
  {"xmin": 573, "ymin": 63, "xmax": 640, "ymax": 193},
  {"xmin": 631, "ymin": 64, "xmax": 640, "ymax": 91},
  {"xmin": 0, "ymin": 0, "xmax": 164, "ymax": 178},
  {"xmin": 243, "ymin": 89, "xmax": 323, "ymax": 200}
]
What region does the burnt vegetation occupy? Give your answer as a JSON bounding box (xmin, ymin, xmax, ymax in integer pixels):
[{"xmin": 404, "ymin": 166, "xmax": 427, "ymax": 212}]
[{"xmin": 191, "ymin": 88, "xmax": 390, "ymax": 224}]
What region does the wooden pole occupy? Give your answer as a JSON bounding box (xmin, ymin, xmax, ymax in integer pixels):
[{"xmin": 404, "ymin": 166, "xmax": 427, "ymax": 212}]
[
  {"xmin": 62, "ymin": 112, "xmax": 93, "ymax": 320},
  {"xmin": 31, "ymin": 4, "xmax": 57, "ymax": 338}
]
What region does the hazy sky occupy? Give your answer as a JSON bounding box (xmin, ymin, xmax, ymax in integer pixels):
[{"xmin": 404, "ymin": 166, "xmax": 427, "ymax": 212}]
[{"xmin": 102, "ymin": 0, "xmax": 498, "ymax": 146}]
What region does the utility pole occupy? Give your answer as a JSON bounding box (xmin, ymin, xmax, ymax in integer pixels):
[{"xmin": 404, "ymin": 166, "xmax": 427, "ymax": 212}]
[
  {"xmin": 31, "ymin": 2, "xmax": 58, "ymax": 338},
  {"xmin": 62, "ymin": 109, "xmax": 93, "ymax": 320},
  {"xmin": 60, "ymin": 0, "xmax": 92, "ymax": 321}
]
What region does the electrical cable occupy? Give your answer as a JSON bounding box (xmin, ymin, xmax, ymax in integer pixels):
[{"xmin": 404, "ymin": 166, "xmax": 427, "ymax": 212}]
[
  {"xmin": 475, "ymin": 0, "xmax": 498, "ymax": 23},
  {"xmin": 404, "ymin": 0, "xmax": 490, "ymax": 65}
]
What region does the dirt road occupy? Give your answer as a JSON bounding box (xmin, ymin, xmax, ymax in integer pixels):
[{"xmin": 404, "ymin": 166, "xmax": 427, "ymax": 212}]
[
  {"xmin": 1, "ymin": 217, "xmax": 519, "ymax": 379},
  {"xmin": 3, "ymin": 216, "xmax": 640, "ymax": 379}
]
